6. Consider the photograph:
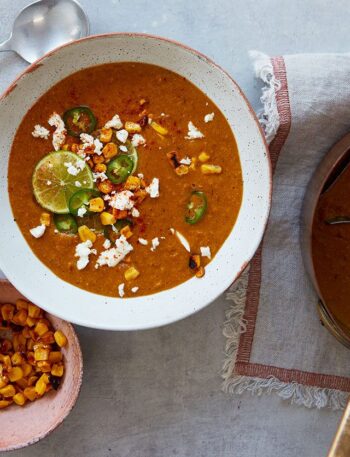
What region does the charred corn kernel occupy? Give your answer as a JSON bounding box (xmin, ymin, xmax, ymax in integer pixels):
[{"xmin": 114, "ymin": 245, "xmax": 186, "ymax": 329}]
[
  {"xmin": 22, "ymin": 326, "xmax": 31, "ymax": 338},
  {"xmin": 35, "ymin": 378, "xmax": 47, "ymax": 396},
  {"xmin": 0, "ymin": 400, "xmax": 11, "ymax": 408},
  {"xmin": 1, "ymin": 303, "xmax": 14, "ymax": 321},
  {"xmin": 112, "ymin": 209, "xmax": 128, "ymax": 220},
  {"xmin": 71, "ymin": 143, "xmax": 80, "ymax": 153},
  {"xmin": 11, "ymin": 352, "xmax": 23, "ymax": 366},
  {"xmin": 34, "ymin": 322, "xmax": 49, "ymax": 337},
  {"xmin": 195, "ymin": 266, "xmax": 205, "ymax": 278},
  {"xmin": 93, "ymin": 154, "xmax": 105, "ymax": 164},
  {"xmin": 120, "ymin": 225, "xmax": 133, "ymax": 239},
  {"xmin": 0, "ymin": 376, "xmax": 8, "ymax": 389},
  {"xmin": 8, "ymin": 366, "xmax": 23, "ymax": 382},
  {"xmin": 189, "ymin": 254, "xmax": 201, "ymax": 270},
  {"xmin": 124, "ymin": 266, "xmax": 140, "ymax": 281},
  {"xmin": 78, "ymin": 225, "xmax": 97, "ymax": 243},
  {"xmin": 54, "ymin": 330, "xmax": 67, "ymax": 348},
  {"xmin": 24, "ymin": 386, "xmax": 37, "ymax": 401},
  {"xmin": 34, "ymin": 347, "xmax": 50, "ymax": 361},
  {"xmin": 37, "ymin": 361, "xmax": 51, "ymax": 372},
  {"xmin": 13, "ymin": 392, "xmax": 26, "ymax": 406},
  {"xmin": 21, "ymin": 363, "xmax": 32, "ymax": 377},
  {"xmin": 49, "ymin": 351, "xmax": 63, "ymax": 363},
  {"xmin": 26, "ymin": 316, "xmax": 37, "ymax": 327},
  {"xmin": 125, "ymin": 175, "xmax": 141, "ymax": 190},
  {"xmin": 62, "ymin": 144, "xmax": 70, "ymax": 151},
  {"xmin": 1, "ymin": 339, "xmax": 12, "ymax": 352},
  {"xmin": 98, "ymin": 180, "xmax": 113, "ymax": 194},
  {"xmin": 100, "ymin": 212, "xmax": 116, "ymax": 226},
  {"xmin": 28, "ymin": 303, "xmax": 41, "ymax": 318},
  {"xmin": 134, "ymin": 189, "xmax": 148, "ymax": 204},
  {"xmin": 16, "ymin": 299, "xmax": 28, "ymax": 310},
  {"xmin": 100, "ymin": 127, "xmax": 113, "ymax": 143},
  {"xmin": 200, "ymin": 164, "xmax": 222, "ymax": 175},
  {"xmin": 0, "ymin": 354, "xmax": 11, "ymax": 367},
  {"xmin": 150, "ymin": 121, "xmax": 168, "ymax": 135},
  {"xmin": 27, "ymin": 376, "xmax": 38, "ymax": 387},
  {"xmin": 189, "ymin": 157, "xmax": 197, "ymax": 170},
  {"xmin": 39, "ymin": 331, "xmax": 55, "ymax": 345},
  {"xmin": 198, "ymin": 152, "xmax": 210, "ymax": 162},
  {"xmin": 139, "ymin": 98, "xmax": 147, "ymax": 105},
  {"xmin": 13, "ymin": 334, "xmax": 26, "ymax": 352},
  {"xmin": 102, "ymin": 142, "xmax": 118, "ymax": 159},
  {"xmin": 16, "ymin": 377, "xmax": 28, "ymax": 390},
  {"xmin": 40, "ymin": 212, "xmax": 51, "ymax": 227},
  {"xmin": 175, "ymin": 165, "xmax": 189, "ymax": 176},
  {"xmin": 89, "ymin": 197, "xmax": 104, "ymax": 213},
  {"xmin": 94, "ymin": 163, "xmax": 107, "ymax": 173},
  {"xmin": 125, "ymin": 121, "xmax": 142, "ymax": 133},
  {"xmin": 27, "ymin": 339, "xmax": 35, "ymax": 351},
  {"xmin": 51, "ymin": 363, "xmax": 64, "ymax": 377},
  {"xmin": 87, "ymin": 159, "xmax": 94, "ymax": 169},
  {"xmin": 0, "ymin": 384, "xmax": 15, "ymax": 397},
  {"xmin": 12, "ymin": 309, "xmax": 28, "ymax": 326}
]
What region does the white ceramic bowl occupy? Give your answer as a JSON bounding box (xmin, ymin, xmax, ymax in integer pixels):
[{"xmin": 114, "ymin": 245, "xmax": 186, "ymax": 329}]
[{"xmin": 0, "ymin": 34, "xmax": 271, "ymax": 330}]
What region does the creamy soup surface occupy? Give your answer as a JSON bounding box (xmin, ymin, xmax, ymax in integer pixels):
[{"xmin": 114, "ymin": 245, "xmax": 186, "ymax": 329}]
[{"xmin": 9, "ymin": 63, "xmax": 243, "ymax": 298}]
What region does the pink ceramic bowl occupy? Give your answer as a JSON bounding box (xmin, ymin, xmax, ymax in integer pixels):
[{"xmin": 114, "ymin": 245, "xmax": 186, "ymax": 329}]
[{"xmin": 0, "ymin": 280, "xmax": 83, "ymax": 452}]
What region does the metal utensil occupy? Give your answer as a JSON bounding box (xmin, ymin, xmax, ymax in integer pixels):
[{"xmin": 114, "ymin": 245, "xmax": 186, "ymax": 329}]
[{"xmin": 0, "ymin": 0, "xmax": 89, "ymax": 63}]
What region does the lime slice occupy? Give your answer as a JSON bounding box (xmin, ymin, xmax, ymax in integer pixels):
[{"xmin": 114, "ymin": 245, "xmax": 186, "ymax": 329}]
[{"xmin": 32, "ymin": 151, "xmax": 94, "ymax": 214}]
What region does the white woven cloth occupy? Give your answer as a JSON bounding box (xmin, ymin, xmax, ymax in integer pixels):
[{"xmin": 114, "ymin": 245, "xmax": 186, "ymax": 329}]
[{"xmin": 223, "ymin": 52, "xmax": 350, "ymax": 410}]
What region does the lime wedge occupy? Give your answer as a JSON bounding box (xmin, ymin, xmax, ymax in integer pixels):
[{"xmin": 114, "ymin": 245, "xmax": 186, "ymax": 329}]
[{"xmin": 32, "ymin": 151, "xmax": 94, "ymax": 214}]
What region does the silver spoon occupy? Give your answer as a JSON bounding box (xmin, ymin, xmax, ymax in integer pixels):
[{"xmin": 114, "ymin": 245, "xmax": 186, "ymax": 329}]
[{"xmin": 0, "ymin": 0, "xmax": 89, "ymax": 63}]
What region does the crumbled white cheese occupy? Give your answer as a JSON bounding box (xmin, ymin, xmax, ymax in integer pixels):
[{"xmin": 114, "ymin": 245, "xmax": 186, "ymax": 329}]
[
  {"xmin": 76, "ymin": 159, "xmax": 86, "ymax": 170},
  {"xmin": 47, "ymin": 180, "xmax": 52, "ymax": 186},
  {"xmin": 75, "ymin": 181, "xmax": 82, "ymax": 187},
  {"xmin": 116, "ymin": 129, "xmax": 128, "ymax": 143},
  {"xmin": 93, "ymin": 172, "xmax": 108, "ymax": 182},
  {"xmin": 118, "ymin": 283, "xmax": 125, "ymax": 298},
  {"xmin": 119, "ymin": 145, "xmax": 128, "ymax": 152},
  {"xmin": 103, "ymin": 239, "xmax": 111, "ymax": 249},
  {"xmin": 151, "ymin": 237, "xmax": 160, "ymax": 251},
  {"xmin": 93, "ymin": 138, "xmax": 103, "ymax": 155},
  {"xmin": 169, "ymin": 227, "xmax": 175, "ymax": 235},
  {"xmin": 204, "ymin": 112, "xmax": 215, "ymax": 123},
  {"xmin": 131, "ymin": 207, "xmax": 140, "ymax": 218},
  {"xmin": 103, "ymin": 194, "xmax": 111, "ymax": 201},
  {"xmin": 109, "ymin": 190, "xmax": 135, "ymax": 210},
  {"xmin": 75, "ymin": 239, "xmax": 96, "ymax": 270},
  {"xmin": 48, "ymin": 113, "xmax": 66, "ymax": 151},
  {"xmin": 174, "ymin": 230, "xmax": 190, "ymax": 252},
  {"xmin": 131, "ymin": 134, "xmax": 146, "ymax": 147},
  {"xmin": 80, "ymin": 133, "xmax": 94, "ymax": 144},
  {"xmin": 138, "ymin": 238, "xmax": 148, "ymax": 246},
  {"xmin": 200, "ymin": 246, "xmax": 212, "ymax": 258},
  {"xmin": 64, "ymin": 162, "xmax": 79, "ymax": 176},
  {"xmin": 180, "ymin": 156, "xmax": 192, "ymax": 165},
  {"xmin": 185, "ymin": 121, "xmax": 204, "ymax": 140},
  {"xmin": 77, "ymin": 207, "xmax": 87, "ymax": 218},
  {"xmin": 104, "ymin": 114, "xmax": 123, "ymax": 130},
  {"xmin": 29, "ymin": 224, "xmax": 46, "ymax": 239},
  {"xmin": 96, "ymin": 235, "xmax": 133, "ymax": 268},
  {"xmin": 131, "ymin": 286, "xmax": 139, "ymax": 293},
  {"xmin": 146, "ymin": 178, "xmax": 159, "ymax": 198},
  {"xmin": 137, "ymin": 173, "xmax": 144, "ymax": 179},
  {"xmin": 32, "ymin": 124, "xmax": 50, "ymax": 139},
  {"xmin": 80, "ymin": 133, "xmax": 103, "ymax": 155}
]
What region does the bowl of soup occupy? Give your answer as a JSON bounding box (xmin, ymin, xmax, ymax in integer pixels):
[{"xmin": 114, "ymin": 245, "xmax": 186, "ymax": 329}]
[
  {"xmin": 302, "ymin": 133, "xmax": 350, "ymax": 347},
  {"xmin": 0, "ymin": 33, "xmax": 271, "ymax": 330}
]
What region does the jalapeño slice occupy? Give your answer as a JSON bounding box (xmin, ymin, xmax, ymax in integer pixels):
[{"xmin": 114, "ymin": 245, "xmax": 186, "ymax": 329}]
[
  {"xmin": 63, "ymin": 106, "xmax": 97, "ymax": 137},
  {"xmin": 107, "ymin": 155, "xmax": 134, "ymax": 184},
  {"xmin": 185, "ymin": 191, "xmax": 207, "ymax": 225},
  {"xmin": 69, "ymin": 188, "xmax": 100, "ymax": 216},
  {"xmin": 53, "ymin": 214, "xmax": 78, "ymax": 234}
]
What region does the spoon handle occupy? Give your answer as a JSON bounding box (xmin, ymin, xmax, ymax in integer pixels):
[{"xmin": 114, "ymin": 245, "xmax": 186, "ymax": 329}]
[{"xmin": 0, "ymin": 37, "xmax": 12, "ymax": 52}]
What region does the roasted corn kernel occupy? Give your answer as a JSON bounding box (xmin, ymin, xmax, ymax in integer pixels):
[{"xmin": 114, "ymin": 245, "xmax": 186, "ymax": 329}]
[
  {"xmin": 124, "ymin": 266, "xmax": 140, "ymax": 281},
  {"xmin": 124, "ymin": 175, "xmax": 141, "ymax": 191},
  {"xmin": 120, "ymin": 225, "xmax": 133, "ymax": 240},
  {"xmin": 13, "ymin": 392, "xmax": 26, "ymax": 406},
  {"xmin": 102, "ymin": 142, "xmax": 118, "ymax": 159},
  {"xmin": 175, "ymin": 165, "xmax": 189, "ymax": 176},
  {"xmin": 200, "ymin": 164, "xmax": 222, "ymax": 175},
  {"xmin": 78, "ymin": 225, "xmax": 97, "ymax": 243},
  {"xmin": 100, "ymin": 127, "xmax": 113, "ymax": 143},
  {"xmin": 40, "ymin": 212, "xmax": 51, "ymax": 226},
  {"xmin": 54, "ymin": 330, "xmax": 67, "ymax": 348},
  {"xmin": 150, "ymin": 121, "xmax": 168, "ymax": 135},
  {"xmin": 198, "ymin": 152, "xmax": 210, "ymax": 163},
  {"xmin": 89, "ymin": 197, "xmax": 105, "ymax": 213},
  {"xmin": 125, "ymin": 121, "xmax": 142, "ymax": 133},
  {"xmin": 100, "ymin": 212, "xmax": 116, "ymax": 226}
]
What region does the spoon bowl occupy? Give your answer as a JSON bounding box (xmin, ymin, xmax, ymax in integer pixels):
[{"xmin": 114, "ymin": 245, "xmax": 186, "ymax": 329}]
[{"xmin": 0, "ymin": 0, "xmax": 89, "ymax": 63}]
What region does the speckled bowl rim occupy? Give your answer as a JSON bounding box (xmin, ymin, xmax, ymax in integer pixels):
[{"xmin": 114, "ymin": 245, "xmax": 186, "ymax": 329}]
[{"xmin": 0, "ymin": 33, "xmax": 272, "ymax": 330}]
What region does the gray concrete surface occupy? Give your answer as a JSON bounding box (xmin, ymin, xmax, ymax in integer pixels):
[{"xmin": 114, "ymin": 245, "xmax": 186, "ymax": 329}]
[{"xmin": 0, "ymin": 1, "xmax": 349, "ymax": 456}]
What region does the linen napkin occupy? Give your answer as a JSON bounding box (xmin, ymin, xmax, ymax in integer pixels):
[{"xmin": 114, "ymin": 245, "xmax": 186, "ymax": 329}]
[{"xmin": 222, "ymin": 52, "xmax": 350, "ymax": 410}]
